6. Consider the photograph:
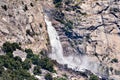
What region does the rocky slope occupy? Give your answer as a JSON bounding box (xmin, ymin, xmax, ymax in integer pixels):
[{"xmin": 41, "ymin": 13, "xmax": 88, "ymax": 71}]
[{"xmin": 0, "ymin": 0, "xmax": 48, "ymax": 54}]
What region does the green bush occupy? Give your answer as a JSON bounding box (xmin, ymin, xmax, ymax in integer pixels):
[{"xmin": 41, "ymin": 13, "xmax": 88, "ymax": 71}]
[
  {"xmin": 14, "ymin": 56, "xmax": 22, "ymax": 62},
  {"xmin": 45, "ymin": 73, "xmax": 53, "ymax": 80},
  {"xmin": 31, "ymin": 55, "xmax": 40, "ymax": 65},
  {"xmin": 25, "ymin": 49, "xmax": 54, "ymax": 72},
  {"xmin": 3, "ymin": 56, "xmax": 21, "ymax": 70},
  {"xmin": 12, "ymin": 42, "xmax": 21, "ymax": 50},
  {"xmin": 39, "ymin": 58, "xmax": 54, "ymax": 72},
  {"xmin": 6, "ymin": 52, "xmax": 13, "ymax": 58},
  {"xmin": 25, "ymin": 49, "xmax": 35, "ymax": 59},
  {"xmin": 33, "ymin": 66, "xmax": 41, "ymax": 75},
  {"xmin": 90, "ymin": 75, "xmax": 99, "ymax": 80},
  {"xmin": 22, "ymin": 59, "xmax": 31, "ymax": 70},
  {"xmin": 12, "ymin": 69, "xmax": 37, "ymax": 80},
  {"xmin": 25, "ymin": 48, "xmax": 33, "ymax": 53},
  {"xmin": 0, "ymin": 55, "xmax": 37, "ymax": 80},
  {"xmin": 2, "ymin": 42, "xmax": 21, "ymax": 53},
  {"xmin": 25, "ymin": 49, "xmax": 40, "ymax": 65},
  {"xmin": 53, "ymin": 0, "xmax": 63, "ymax": 8}
]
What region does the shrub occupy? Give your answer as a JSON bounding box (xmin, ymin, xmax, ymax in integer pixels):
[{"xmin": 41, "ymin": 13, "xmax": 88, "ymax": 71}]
[
  {"xmin": 22, "ymin": 59, "xmax": 31, "ymax": 70},
  {"xmin": 53, "ymin": 0, "xmax": 62, "ymax": 4},
  {"xmin": 25, "ymin": 49, "xmax": 40, "ymax": 65},
  {"xmin": 0, "ymin": 50, "xmax": 37, "ymax": 80},
  {"xmin": 111, "ymin": 58, "xmax": 118, "ymax": 63},
  {"xmin": 2, "ymin": 42, "xmax": 13, "ymax": 53},
  {"xmin": 12, "ymin": 42, "xmax": 21, "ymax": 50},
  {"xmin": 2, "ymin": 42, "xmax": 21, "ymax": 53},
  {"xmin": 45, "ymin": 73, "xmax": 53, "ymax": 80},
  {"xmin": 14, "ymin": 56, "xmax": 22, "ymax": 62},
  {"xmin": 33, "ymin": 66, "xmax": 41, "ymax": 75},
  {"xmin": 25, "ymin": 49, "xmax": 34, "ymax": 58},
  {"xmin": 6, "ymin": 52, "xmax": 13, "ymax": 58},
  {"xmin": 39, "ymin": 58, "xmax": 54, "ymax": 72},
  {"xmin": 25, "ymin": 48, "xmax": 54, "ymax": 72},
  {"xmin": 3, "ymin": 56, "xmax": 22, "ymax": 70},
  {"xmin": 1, "ymin": 5, "xmax": 7, "ymax": 11},
  {"xmin": 25, "ymin": 49, "xmax": 33, "ymax": 54},
  {"xmin": 53, "ymin": 0, "xmax": 63, "ymax": 8},
  {"xmin": 31, "ymin": 55, "xmax": 40, "ymax": 65},
  {"xmin": 90, "ymin": 75, "xmax": 99, "ymax": 80}
]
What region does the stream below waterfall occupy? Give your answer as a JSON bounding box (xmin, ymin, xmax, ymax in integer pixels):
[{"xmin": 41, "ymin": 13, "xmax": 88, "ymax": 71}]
[{"xmin": 44, "ymin": 15, "xmax": 108, "ymax": 77}]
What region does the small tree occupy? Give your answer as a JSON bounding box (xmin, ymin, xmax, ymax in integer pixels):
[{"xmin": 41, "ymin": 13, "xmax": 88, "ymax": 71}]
[
  {"xmin": 22, "ymin": 59, "xmax": 31, "ymax": 70},
  {"xmin": 39, "ymin": 58, "xmax": 54, "ymax": 72},
  {"xmin": 12, "ymin": 42, "xmax": 21, "ymax": 49},
  {"xmin": 2, "ymin": 42, "xmax": 13, "ymax": 53},
  {"xmin": 25, "ymin": 49, "xmax": 34, "ymax": 59},
  {"xmin": 2, "ymin": 42, "xmax": 21, "ymax": 53},
  {"xmin": 31, "ymin": 55, "xmax": 40, "ymax": 65}
]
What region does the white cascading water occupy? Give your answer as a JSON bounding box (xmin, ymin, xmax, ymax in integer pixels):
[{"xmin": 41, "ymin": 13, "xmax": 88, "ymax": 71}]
[{"xmin": 44, "ymin": 15, "xmax": 103, "ymax": 74}]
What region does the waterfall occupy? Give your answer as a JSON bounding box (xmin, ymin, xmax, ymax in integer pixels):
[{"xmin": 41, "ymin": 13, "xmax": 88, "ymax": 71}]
[
  {"xmin": 44, "ymin": 16, "xmax": 66, "ymax": 64},
  {"xmin": 44, "ymin": 15, "xmax": 106, "ymax": 76}
]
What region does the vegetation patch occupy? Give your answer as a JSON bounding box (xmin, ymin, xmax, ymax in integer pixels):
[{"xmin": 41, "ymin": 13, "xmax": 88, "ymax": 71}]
[
  {"xmin": 89, "ymin": 74, "xmax": 99, "ymax": 80},
  {"xmin": 33, "ymin": 66, "xmax": 41, "ymax": 75},
  {"xmin": 1, "ymin": 5, "xmax": 7, "ymax": 11},
  {"xmin": 45, "ymin": 73, "xmax": 53, "ymax": 80},
  {"xmin": 53, "ymin": 0, "xmax": 63, "ymax": 8},
  {"xmin": 0, "ymin": 42, "xmax": 55, "ymax": 80},
  {"xmin": 111, "ymin": 58, "xmax": 118, "ymax": 63},
  {"xmin": 0, "ymin": 54, "xmax": 37, "ymax": 80},
  {"xmin": 2, "ymin": 42, "xmax": 21, "ymax": 53}
]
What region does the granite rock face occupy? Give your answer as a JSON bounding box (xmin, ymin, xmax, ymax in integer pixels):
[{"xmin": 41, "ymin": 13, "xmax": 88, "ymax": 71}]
[
  {"xmin": 46, "ymin": 0, "xmax": 120, "ymax": 79},
  {"xmin": 0, "ymin": 0, "xmax": 48, "ymax": 53}
]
